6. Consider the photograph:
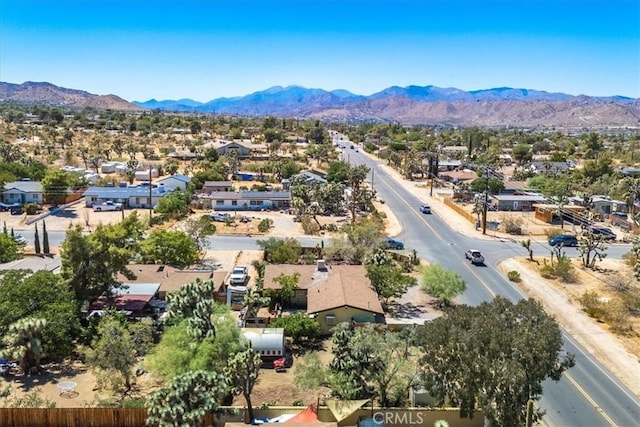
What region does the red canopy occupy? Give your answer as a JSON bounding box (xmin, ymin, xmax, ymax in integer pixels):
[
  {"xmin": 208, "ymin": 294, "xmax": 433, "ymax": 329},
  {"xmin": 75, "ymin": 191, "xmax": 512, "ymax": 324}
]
[{"xmin": 287, "ymin": 404, "xmax": 318, "ymax": 423}]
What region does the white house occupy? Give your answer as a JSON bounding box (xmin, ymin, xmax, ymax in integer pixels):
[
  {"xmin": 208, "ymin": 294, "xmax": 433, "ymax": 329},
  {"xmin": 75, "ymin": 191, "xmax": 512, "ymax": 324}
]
[
  {"xmin": 155, "ymin": 174, "xmax": 191, "ymax": 191},
  {"xmin": 203, "ymin": 191, "xmax": 291, "ymax": 211},
  {"xmin": 135, "ymin": 168, "xmax": 159, "ymax": 181},
  {"xmin": 101, "ymin": 162, "xmax": 118, "ymax": 174}
]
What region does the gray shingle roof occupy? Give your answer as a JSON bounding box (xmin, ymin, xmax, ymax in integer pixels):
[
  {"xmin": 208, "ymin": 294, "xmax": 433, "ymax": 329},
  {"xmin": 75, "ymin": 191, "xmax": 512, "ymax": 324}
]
[{"xmin": 3, "ymin": 181, "xmax": 43, "ymax": 193}]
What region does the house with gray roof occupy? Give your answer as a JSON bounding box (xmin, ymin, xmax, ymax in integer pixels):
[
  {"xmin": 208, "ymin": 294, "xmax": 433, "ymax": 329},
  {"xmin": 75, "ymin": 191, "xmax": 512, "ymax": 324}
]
[
  {"xmin": 490, "ymin": 194, "xmax": 548, "ymax": 211},
  {"xmin": 1, "ymin": 180, "xmax": 43, "ymax": 205},
  {"xmin": 82, "ymin": 184, "xmax": 175, "ymax": 208},
  {"xmin": 528, "ymin": 161, "xmax": 573, "ymax": 176},
  {"xmin": 291, "ymin": 170, "xmax": 328, "ymax": 186},
  {"xmin": 199, "ymin": 190, "xmax": 291, "ymax": 211}
]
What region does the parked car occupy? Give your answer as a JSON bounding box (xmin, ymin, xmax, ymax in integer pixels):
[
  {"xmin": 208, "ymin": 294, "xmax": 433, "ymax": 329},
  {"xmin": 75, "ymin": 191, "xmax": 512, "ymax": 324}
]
[
  {"xmin": 465, "ymin": 249, "xmax": 485, "ymax": 265},
  {"xmin": 420, "ymin": 204, "xmax": 431, "ymax": 214},
  {"xmin": 611, "ymin": 212, "xmax": 628, "ymax": 220},
  {"xmin": 583, "ymin": 226, "xmax": 617, "ymax": 241},
  {"xmin": 210, "ymin": 212, "xmax": 232, "ymax": 222},
  {"xmin": 0, "ymin": 202, "xmax": 21, "ymax": 212},
  {"xmin": 239, "ymin": 216, "xmax": 251, "ymax": 223},
  {"xmin": 383, "ymin": 237, "xmax": 404, "ymax": 250},
  {"xmin": 548, "ymin": 234, "xmax": 579, "ymax": 247},
  {"xmin": 93, "ymin": 201, "xmax": 123, "ymax": 212},
  {"xmin": 229, "ymin": 266, "xmax": 248, "ymax": 285},
  {"xmin": 13, "ymin": 235, "xmax": 27, "ymax": 245}
]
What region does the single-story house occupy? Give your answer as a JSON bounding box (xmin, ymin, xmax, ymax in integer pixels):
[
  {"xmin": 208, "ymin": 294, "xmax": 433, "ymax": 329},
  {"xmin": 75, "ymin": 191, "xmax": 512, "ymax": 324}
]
[
  {"xmin": 100, "ymin": 162, "xmax": 124, "ymax": 174},
  {"xmin": 1, "ymin": 180, "xmax": 43, "ymax": 205},
  {"xmin": 262, "ymin": 261, "xmax": 385, "ymax": 334},
  {"xmin": 82, "ymin": 184, "xmax": 174, "ymax": 209},
  {"xmin": 88, "ymin": 282, "xmax": 162, "ymax": 318},
  {"xmin": 500, "ymin": 180, "xmax": 533, "ymax": 194},
  {"xmin": 435, "ymin": 159, "xmax": 462, "ymax": 171},
  {"xmin": 134, "ymin": 168, "xmax": 159, "ymax": 181},
  {"xmin": 440, "ymin": 146, "xmax": 468, "ymax": 154},
  {"xmin": 155, "ymin": 174, "xmax": 191, "ymax": 191},
  {"xmin": 617, "ymin": 166, "xmax": 640, "ymax": 177},
  {"xmin": 498, "ymin": 154, "xmax": 513, "ymax": 166},
  {"xmin": 569, "ymin": 195, "xmax": 627, "ymax": 216},
  {"xmin": 291, "ymin": 170, "xmax": 328, "ymax": 186},
  {"xmin": 240, "ymin": 328, "xmax": 285, "ymax": 362},
  {"xmin": 200, "ymin": 181, "xmax": 234, "ymax": 193},
  {"xmin": 439, "ymin": 170, "xmax": 478, "ymax": 184},
  {"xmin": 168, "ymin": 151, "xmax": 204, "ymax": 160},
  {"xmin": 202, "ymin": 191, "xmax": 291, "ymax": 211},
  {"xmin": 203, "ymin": 140, "xmax": 266, "ymax": 157},
  {"xmin": 528, "ymin": 161, "xmax": 573, "ymax": 176},
  {"xmin": 533, "ymin": 203, "xmax": 586, "ymax": 224},
  {"xmin": 491, "ymin": 194, "xmax": 548, "ymax": 211},
  {"xmin": 117, "ymin": 264, "xmax": 223, "ymax": 299}
]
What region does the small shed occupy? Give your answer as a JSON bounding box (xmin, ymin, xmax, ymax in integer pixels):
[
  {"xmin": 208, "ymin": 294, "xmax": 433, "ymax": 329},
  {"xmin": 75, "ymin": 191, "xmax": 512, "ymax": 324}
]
[{"xmin": 241, "ymin": 328, "xmax": 285, "ymax": 360}]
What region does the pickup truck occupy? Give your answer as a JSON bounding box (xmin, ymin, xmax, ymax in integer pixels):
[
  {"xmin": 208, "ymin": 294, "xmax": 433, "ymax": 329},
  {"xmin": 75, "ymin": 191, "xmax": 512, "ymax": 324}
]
[
  {"xmin": 229, "ymin": 266, "xmax": 248, "ymax": 285},
  {"xmin": 93, "ymin": 201, "xmax": 123, "ymax": 212},
  {"xmin": 210, "ymin": 212, "xmax": 232, "ymax": 222}
]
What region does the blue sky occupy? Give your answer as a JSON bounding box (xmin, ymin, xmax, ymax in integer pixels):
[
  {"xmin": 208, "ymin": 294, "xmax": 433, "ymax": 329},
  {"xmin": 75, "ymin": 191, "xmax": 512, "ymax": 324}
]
[{"xmin": 1, "ymin": 0, "xmax": 639, "ymax": 101}]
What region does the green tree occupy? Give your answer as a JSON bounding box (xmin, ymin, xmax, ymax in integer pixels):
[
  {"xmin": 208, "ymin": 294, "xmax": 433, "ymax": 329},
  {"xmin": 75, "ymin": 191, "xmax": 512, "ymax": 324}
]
[
  {"xmin": 225, "ymin": 347, "xmax": 262, "ymax": 423},
  {"xmin": 415, "ymin": 297, "xmax": 574, "ymax": 427},
  {"xmin": 41, "ymin": 169, "xmax": 71, "ymax": 206},
  {"xmin": 366, "ymin": 264, "xmax": 417, "ymax": 305},
  {"xmin": 269, "ymin": 272, "xmax": 299, "ymax": 307},
  {"xmin": 1, "ymin": 317, "xmax": 47, "ymax": 374},
  {"xmin": 85, "ymin": 315, "xmax": 153, "ymax": 392},
  {"xmin": 183, "ymin": 215, "xmax": 216, "ymax": 252},
  {"xmin": 0, "ymin": 233, "xmax": 22, "ymax": 263},
  {"xmin": 166, "ymin": 279, "xmax": 219, "ymax": 340},
  {"xmin": 0, "ymin": 270, "xmax": 79, "ymax": 362},
  {"xmin": 420, "ymin": 264, "xmax": 466, "ymax": 306},
  {"xmin": 470, "ymin": 177, "xmax": 505, "ymax": 195},
  {"xmin": 33, "ymin": 224, "xmax": 41, "ymax": 255},
  {"xmin": 512, "ymin": 143, "xmax": 532, "ymax": 165},
  {"xmin": 269, "ymin": 313, "xmax": 321, "ymax": 346},
  {"xmin": 145, "ymin": 314, "xmax": 243, "ymax": 382},
  {"xmin": 41, "ymin": 220, "xmax": 50, "ymax": 254},
  {"xmin": 257, "ymin": 237, "xmax": 301, "ymax": 264},
  {"xmin": 140, "ymin": 230, "xmax": 199, "ymax": 267},
  {"xmin": 153, "ymin": 190, "xmax": 190, "ymax": 218},
  {"xmin": 61, "ymin": 215, "xmax": 144, "ymax": 304},
  {"xmin": 145, "ymin": 370, "xmax": 229, "ymax": 427}
]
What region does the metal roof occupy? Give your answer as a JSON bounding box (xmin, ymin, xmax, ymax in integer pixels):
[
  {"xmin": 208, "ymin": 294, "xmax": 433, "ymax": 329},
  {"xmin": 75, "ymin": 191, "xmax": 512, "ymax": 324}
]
[{"xmin": 2, "ymin": 181, "xmax": 43, "ymax": 193}]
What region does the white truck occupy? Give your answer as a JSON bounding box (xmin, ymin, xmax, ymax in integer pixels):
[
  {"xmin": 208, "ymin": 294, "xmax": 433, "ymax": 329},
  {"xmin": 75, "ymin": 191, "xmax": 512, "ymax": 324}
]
[{"xmin": 93, "ymin": 201, "xmax": 123, "ymax": 212}]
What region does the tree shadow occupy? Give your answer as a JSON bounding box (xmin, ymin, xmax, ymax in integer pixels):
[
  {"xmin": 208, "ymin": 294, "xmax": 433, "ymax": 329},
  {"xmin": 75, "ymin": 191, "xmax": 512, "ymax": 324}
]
[
  {"xmin": 8, "ymin": 361, "xmax": 88, "ymax": 393},
  {"xmin": 385, "ymin": 301, "xmax": 428, "ymax": 319}
]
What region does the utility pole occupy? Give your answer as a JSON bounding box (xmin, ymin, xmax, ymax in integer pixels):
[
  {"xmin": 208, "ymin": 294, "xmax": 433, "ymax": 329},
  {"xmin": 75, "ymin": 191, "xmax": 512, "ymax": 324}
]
[
  {"xmin": 149, "ymin": 165, "xmax": 153, "ymax": 226},
  {"xmin": 371, "ymin": 169, "xmax": 374, "ymax": 190},
  {"xmin": 482, "ymin": 168, "xmax": 490, "ymax": 235}
]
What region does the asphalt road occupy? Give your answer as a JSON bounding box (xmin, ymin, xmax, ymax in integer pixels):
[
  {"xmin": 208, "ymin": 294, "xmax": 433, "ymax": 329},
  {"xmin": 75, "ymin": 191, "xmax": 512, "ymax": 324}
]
[{"xmin": 341, "ymin": 139, "xmax": 640, "ymax": 426}]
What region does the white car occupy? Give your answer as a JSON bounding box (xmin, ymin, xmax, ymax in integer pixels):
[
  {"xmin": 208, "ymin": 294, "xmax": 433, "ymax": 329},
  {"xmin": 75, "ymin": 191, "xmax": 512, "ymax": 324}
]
[
  {"xmin": 13, "ymin": 235, "xmax": 27, "ymax": 245},
  {"xmin": 93, "ymin": 201, "xmax": 123, "ymax": 212},
  {"xmin": 465, "ymin": 249, "xmax": 485, "ymax": 265},
  {"xmin": 229, "ymin": 266, "xmax": 248, "ymax": 285}
]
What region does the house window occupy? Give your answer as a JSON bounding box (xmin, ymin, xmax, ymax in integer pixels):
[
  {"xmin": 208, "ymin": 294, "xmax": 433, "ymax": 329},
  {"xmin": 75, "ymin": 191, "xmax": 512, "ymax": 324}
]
[
  {"xmin": 231, "ymin": 200, "xmax": 237, "ymax": 206},
  {"xmin": 326, "ymin": 314, "xmax": 336, "ymax": 326},
  {"xmin": 216, "ymin": 200, "xmax": 224, "ymax": 206},
  {"xmin": 250, "ymin": 200, "xmax": 263, "ymax": 206}
]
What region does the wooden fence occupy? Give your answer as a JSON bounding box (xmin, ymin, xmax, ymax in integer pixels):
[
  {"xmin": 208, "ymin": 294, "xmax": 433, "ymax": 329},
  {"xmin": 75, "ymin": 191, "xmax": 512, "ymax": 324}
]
[{"xmin": 443, "ymin": 197, "xmax": 475, "ymax": 223}]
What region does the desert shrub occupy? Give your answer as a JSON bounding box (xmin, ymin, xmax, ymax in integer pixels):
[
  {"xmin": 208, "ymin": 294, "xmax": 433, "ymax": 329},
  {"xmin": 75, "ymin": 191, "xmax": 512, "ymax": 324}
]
[
  {"xmin": 507, "ymin": 270, "xmax": 521, "ymax": 282},
  {"xmin": 579, "ymin": 291, "xmax": 605, "ymax": 319},
  {"xmin": 603, "ymin": 298, "xmax": 632, "ymax": 333},
  {"xmin": 539, "ymin": 257, "xmax": 576, "ymax": 282},
  {"xmin": 621, "ymin": 250, "xmax": 637, "ymax": 268},
  {"xmin": 540, "ymin": 264, "xmax": 555, "ymax": 279},
  {"xmin": 257, "ymin": 218, "xmax": 273, "ymax": 233},
  {"xmin": 301, "ymin": 215, "xmax": 320, "ymax": 235},
  {"xmin": 325, "ymin": 223, "xmax": 339, "ymax": 232},
  {"xmin": 554, "ymin": 257, "xmax": 577, "ymax": 282},
  {"xmin": 23, "ymin": 203, "xmax": 40, "ymax": 215},
  {"xmin": 610, "ymin": 271, "xmax": 636, "ymax": 292},
  {"xmin": 545, "ymin": 228, "xmax": 563, "ymax": 238},
  {"xmin": 501, "ymin": 216, "xmax": 523, "ymax": 235}
]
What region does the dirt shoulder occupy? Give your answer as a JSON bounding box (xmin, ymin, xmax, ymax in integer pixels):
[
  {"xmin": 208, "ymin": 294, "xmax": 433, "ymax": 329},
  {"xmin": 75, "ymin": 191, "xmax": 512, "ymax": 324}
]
[{"xmin": 499, "ymin": 258, "xmax": 640, "ymax": 396}]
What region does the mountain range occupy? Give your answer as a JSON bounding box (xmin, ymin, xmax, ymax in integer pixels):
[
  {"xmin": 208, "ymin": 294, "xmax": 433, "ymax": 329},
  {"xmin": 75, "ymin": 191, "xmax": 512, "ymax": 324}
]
[{"xmin": 2, "ymin": 81, "xmax": 639, "ymax": 128}]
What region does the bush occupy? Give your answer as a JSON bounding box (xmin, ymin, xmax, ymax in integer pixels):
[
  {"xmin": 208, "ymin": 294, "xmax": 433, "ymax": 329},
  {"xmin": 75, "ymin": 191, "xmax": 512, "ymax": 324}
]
[
  {"xmin": 507, "ymin": 270, "xmax": 521, "ymax": 282},
  {"xmin": 23, "ymin": 203, "xmax": 40, "ymax": 215},
  {"xmin": 501, "ymin": 216, "xmax": 524, "ymax": 235},
  {"xmin": 301, "ymin": 215, "xmax": 320, "ymax": 235},
  {"xmin": 538, "ymin": 257, "xmax": 576, "ymax": 282},
  {"xmin": 579, "ymin": 292, "xmax": 605, "ymax": 319},
  {"xmin": 603, "ymin": 298, "xmax": 631, "ymax": 333},
  {"xmin": 540, "ymin": 264, "xmax": 555, "ymax": 279},
  {"xmin": 257, "ymin": 218, "xmax": 273, "ymax": 233}
]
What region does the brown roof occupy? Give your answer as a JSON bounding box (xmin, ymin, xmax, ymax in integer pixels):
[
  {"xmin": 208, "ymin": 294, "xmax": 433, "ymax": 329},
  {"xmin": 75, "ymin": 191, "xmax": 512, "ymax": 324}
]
[
  {"xmin": 439, "ymin": 170, "xmax": 478, "ymax": 182},
  {"xmin": 117, "ymin": 264, "xmax": 219, "ymax": 296},
  {"xmin": 263, "ymin": 264, "xmax": 384, "ymax": 315}
]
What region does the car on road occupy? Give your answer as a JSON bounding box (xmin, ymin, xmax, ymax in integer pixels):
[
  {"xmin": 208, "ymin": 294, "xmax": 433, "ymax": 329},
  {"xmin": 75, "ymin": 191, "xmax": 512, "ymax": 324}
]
[
  {"xmin": 548, "ymin": 234, "xmax": 579, "ymax": 247},
  {"xmin": 582, "ymin": 226, "xmax": 617, "ymax": 241},
  {"xmin": 210, "ymin": 212, "xmax": 232, "ymax": 222},
  {"xmin": 229, "ymin": 266, "xmax": 248, "ymax": 285},
  {"xmin": 419, "ymin": 204, "xmax": 431, "ymax": 214},
  {"xmin": 465, "ymin": 249, "xmax": 485, "ymax": 265},
  {"xmin": 383, "ymin": 237, "xmax": 404, "ymax": 250},
  {"xmin": 13, "ymin": 235, "xmax": 27, "ymax": 245},
  {"xmin": 93, "ymin": 201, "xmax": 123, "ymax": 212},
  {"xmin": 0, "ymin": 202, "xmax": 21, "ymax": 212}
]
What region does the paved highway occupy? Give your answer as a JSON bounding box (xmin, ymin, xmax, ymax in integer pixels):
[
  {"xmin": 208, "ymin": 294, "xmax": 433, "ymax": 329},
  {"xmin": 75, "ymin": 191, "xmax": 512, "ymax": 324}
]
[{"xmin": 341, "ymin": 140, "xmax": 640, "ymax": 426}]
